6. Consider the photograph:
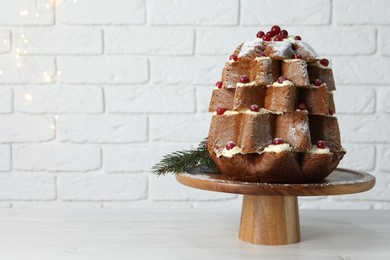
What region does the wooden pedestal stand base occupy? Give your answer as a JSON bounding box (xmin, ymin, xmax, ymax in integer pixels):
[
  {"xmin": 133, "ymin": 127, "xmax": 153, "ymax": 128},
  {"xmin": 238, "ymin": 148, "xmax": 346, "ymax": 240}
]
[
  {"xmin": 176, "ymin": 168, "xmax": 375, "ymax": 246},
  {"xmin": 240, "ymin": 195, "xmax": 300, "ymax": 245}
]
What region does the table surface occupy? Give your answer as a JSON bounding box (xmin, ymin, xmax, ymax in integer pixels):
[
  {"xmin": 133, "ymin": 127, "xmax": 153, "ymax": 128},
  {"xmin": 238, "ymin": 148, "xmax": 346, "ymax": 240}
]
[{"xmin": 0, "ymin": 208, "xmax": 389, "ymax": 260}]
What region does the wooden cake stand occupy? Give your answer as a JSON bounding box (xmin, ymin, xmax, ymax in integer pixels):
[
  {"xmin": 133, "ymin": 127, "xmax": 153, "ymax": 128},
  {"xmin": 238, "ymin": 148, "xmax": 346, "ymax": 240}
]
[{"xmin": 176, "ymin": 168, "xmax": 375, "ymax": 246}]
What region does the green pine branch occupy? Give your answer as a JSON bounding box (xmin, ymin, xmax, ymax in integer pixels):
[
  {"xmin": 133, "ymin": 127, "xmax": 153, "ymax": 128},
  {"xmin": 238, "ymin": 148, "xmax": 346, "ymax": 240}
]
[{"xmin": 152, "ymin": 138, "xmax": 219, "ymax": 176}]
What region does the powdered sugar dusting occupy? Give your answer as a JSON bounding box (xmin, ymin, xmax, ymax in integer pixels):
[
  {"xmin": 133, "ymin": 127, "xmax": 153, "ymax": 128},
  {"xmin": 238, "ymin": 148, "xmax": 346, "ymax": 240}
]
[
  {"xmin": 265, "ymin": 41, "xmax": 294, "ymax": 59},
  {"xmin": 294, "ymin": 41, "xmax": 319, "ymax": 60},
  {"xmin": 288, "ymin": 121, "xmax": 309, "ymax": 144},
  {"xmin": 238, "ymin": 40, "xmax": 264, "ymax": 59}
]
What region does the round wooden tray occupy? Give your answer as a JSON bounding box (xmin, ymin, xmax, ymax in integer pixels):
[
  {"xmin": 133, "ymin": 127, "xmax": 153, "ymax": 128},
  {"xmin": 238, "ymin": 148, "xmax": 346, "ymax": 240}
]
[
  {"xmin": 176, "ymin": 168, "xmax": 375, "ymax": 246},
  {"xmin": 176, "ymin": 167, "xmax": 375, "ymax": 196}
]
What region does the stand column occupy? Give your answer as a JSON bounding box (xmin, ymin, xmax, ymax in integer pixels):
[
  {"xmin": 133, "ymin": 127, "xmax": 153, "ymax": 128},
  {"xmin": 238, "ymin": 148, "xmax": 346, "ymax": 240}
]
[{"xmin": 239, "ymin": 195, "xmax": 300, "ymax": 245}]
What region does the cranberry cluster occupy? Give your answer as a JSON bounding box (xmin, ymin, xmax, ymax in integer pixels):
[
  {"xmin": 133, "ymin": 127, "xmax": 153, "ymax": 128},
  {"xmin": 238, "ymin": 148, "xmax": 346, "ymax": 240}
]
[{"xmin": 256, "ymin": 25, "xmax": 301, "ymax": 42}]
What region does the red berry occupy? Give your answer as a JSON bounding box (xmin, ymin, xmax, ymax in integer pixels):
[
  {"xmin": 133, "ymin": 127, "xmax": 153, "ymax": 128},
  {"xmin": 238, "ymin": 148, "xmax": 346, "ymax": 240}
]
[
  {"xmin": 293, "ymin": 53, "xmax": 302, "ymax": 59},
  {"xmin": 279, "ymin": 33, "xmax": 287, "ymax": 39},
  {"xmin": 298, "ymin": 103, "xmax": 306, "ymax": 110},
  {"xmin": 295, "ymin": 35, "xmax": 302, "ymax": 40},
  {"xmin": 215, "ymin": 81, "xmax": 222, "ymax": 89},
  {"xmin": 329, "ymin": 108, "xmax": 334, "ymax": 115},
  {"xmin": 216, "ymin": 107, "xmax": 226, "ymax": 115},
  {"xmin": 256, "ymin": 31, "xmax": 265, "ymax": 38},
  {"xmin": 250, "ymin": 104, "xmax": 260, "ymax": 112},
  {"xmin": 226, "ymin": 141, "xmax": 236, "ymax": 150},
  {"xmin": 263, "ymin": 35, "xmax": 271, "ymax": 41},
  {"xmin": 280, "ymin": 30, "xmax": 288, "ymax": 36},
  {"xmin": 274, "ymin": 35, "xmax": 284, "ymax": 41},
  {"xmin": 314, "ymin": 79, "xmax": 322, "ymax": 86},
  {"xmin": 271, "ymin": 25, "xmax": 281, "ymax": 35},
  {"xmin": 277, "ymin": 76, "xmax": 286, "ymax": 83},
  {"xmin": 266, "ymin": 31, "xmax": 275, "ymax": 37},
  {"xmin": 273, "ymin": 138, "xmax": 284, "ymax": 145},
  {"xmin": 258, "ymin": 52, "xmax": 267, "ymax": 57},
  {"xmin": 229, "ymin": 55, "xmax": 238, "ymax": 62},
  {"xmin": 316, "ymin": 140, "xmax": 327, "ymax": 149},
  {"xmin": 240, "ymin": 75, "xmax": 250, "ymax": 84},
  {"xmin": 320, "ymin": 58, "xmax": 330, "ymax": 67}
]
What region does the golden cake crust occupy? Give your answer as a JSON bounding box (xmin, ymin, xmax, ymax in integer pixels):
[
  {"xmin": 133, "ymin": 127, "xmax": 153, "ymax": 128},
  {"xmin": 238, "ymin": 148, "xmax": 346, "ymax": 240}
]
[{"xmin": 207, "ymin": 26, "xmax": 345, "ymax": 183}]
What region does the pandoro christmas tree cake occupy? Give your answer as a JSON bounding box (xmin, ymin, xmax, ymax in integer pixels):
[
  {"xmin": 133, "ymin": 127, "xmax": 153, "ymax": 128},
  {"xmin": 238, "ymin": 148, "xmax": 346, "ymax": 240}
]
[{"xmin": 154, "ymin": 25, "xmax": 346, "ymax": 184}]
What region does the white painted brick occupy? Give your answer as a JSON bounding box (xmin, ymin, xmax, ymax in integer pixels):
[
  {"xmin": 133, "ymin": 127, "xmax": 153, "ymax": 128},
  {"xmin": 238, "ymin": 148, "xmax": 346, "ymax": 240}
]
[
  {"xmin": 334, "ymin": 0, "xmax": 390, "ymax": 25},
  {"xmin": 58, "ymin": 174, "xmax": 147, "ymax": 201},
  {"xmin": 376, "ymin": 87, "xmax": 390, "ymax": 112},
  {"xmin": 0, "ymin": 87, "xmax": 12, "ymax": 113},
  {"xmin": 0, "ymin": 56, "xmax": 55, "ymax": 84},
  {"xmin": 242, "ymin": 0, "xmax": 330, "ymax": 25},
  {"xmin": 0, "ymin": 174, "xmax": 55, "ymax": 200},
  {"xmin": 0, "ymin": 0, "xmax": 53, "ymax": 25},
  {"xmin": 13, "ymin": 145, "xmax": 101, "ymax": 172},
  {"xmin": 338, "ymin": 143, "xmax": 375, "ymax": 171},
  {"xmin": 0, "ymin": 145, "xmax": 10, "ymax": 171},
  {"xmin": 299, "ymin": 198, "xmax": 372, "ymax": 210},
  {"xmin": 58, "ymin": 57, "xmax": 148, "ymax": 84},
  {"xmin": 377, "ymin": 145, "xmax": 390, "ymax": 172},
  {"xmin": 0, "ymin": 115, "xmax": 54, "ymax": 142},
  {"xmin": 57, "ymin": 115, "xmax": 147, "ymax": 143},
  {"xmin": 105, "ymin": 143, "xmax": 196, "ymax": 172},
  {"xmin": 57, "ymin": 0, "xmax": 145, "ymax": 25},
  {"xmin": 338, "ymin": 115, "xmax": 390, "ymax": 143},
  {"xmin": 14, "ymin": 85, "xmax": 103, "ymax": 114},
  {"xmin": 151, "ymin": 57, "xmax": 225, "ymax": 85},
  {"xmin": 196, "ymin": 28, "xmax": 255, "ymax": 55},
  {"xmin": 105, "ymin": 28, "xmax": 194, "ymax": 55},
  {"xmin": 10, "ymin": 201, "xmax": 102, "ymax": 209},
  {"xmin": 334, "ymin": 86, "xmax": 375, "ymax": 114},
  {"xmin": 150, "ymin": 174, "xmax": 236, "ymax": 201},
  {"xmin": 373, "ymin": 203, "xmax": 390, "ymax": 210},
  {"xmin": 147, "ymin": 0, "xmax": 238, "ymax": 25},
  {"xmin": 105, "ymin": 85, "xmax": 195, "ymax": 114},
  {"xmin": 14, "ymin": 28, "xmax": 102, "ymax": 55},
  {"xmin": 0, "ymin": 29, "xmax": 10, "ymax": 53},
  {"xmin": 196, "ymin": 86, "xmax": 213, "ymax": 113},
  {"xmin": 379, "ymin": 28, "xmax": 390, "ymax": 56},
  {"xmin": 149, "ymin": 114, "xmax": 210, "ymax": 142},
  {"xmin": 333, "ymin": 57, "xmax": 390, "ymax": 85},
  {"xmin": 291, "ymin": 27, "xmax": 376, "ymax": 56}
]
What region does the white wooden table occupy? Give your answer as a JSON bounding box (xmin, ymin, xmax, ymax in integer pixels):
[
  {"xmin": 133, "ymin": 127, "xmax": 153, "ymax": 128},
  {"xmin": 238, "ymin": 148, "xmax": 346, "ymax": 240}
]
[{"xmin": 0, "ymin": 209, "xmax": 389, "ymax": 259}]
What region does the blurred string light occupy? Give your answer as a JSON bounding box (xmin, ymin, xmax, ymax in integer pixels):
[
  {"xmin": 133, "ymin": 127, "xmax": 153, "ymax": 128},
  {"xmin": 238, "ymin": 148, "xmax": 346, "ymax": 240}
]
[
  {"xmin": 0, "ymin": 0, "xmax": 79, "ymax": 81},
  {"xmin": 1, "ymin": 0, "xmax": 79, "ymax": 132}
]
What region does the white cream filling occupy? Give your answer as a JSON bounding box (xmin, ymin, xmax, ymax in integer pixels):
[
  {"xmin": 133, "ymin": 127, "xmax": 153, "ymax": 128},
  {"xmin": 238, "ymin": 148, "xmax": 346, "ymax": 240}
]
[
  {"xmin": 216, "ymin": 146, "xmax": 242, "ymax": 158},
  {"xmin": 263, "ymin": 143, "xmax": 292, "ymax": 153},
  {"xmin": 255, "ymin": 56, "xmax": 271, "ymax": 61},
  {"xmin": 283, "ymin": 58, "xmax": 302, "ymax": 63},
  {"xmin": 212, "ymin": 108, "xmax": 282, "ymax": 116},
  {"xmin": 310, "ymin": 60, "xmax": 331, "ymax": 69},
  {"xmin": 272, "ymin": 79, "xmax": 294, "ymax": 87},
  {"xmin": 212, "ymin": 110, "xmax": 239, "ymax": 116},
  {"xmin": 236, "ymin": 81, "xmax": 257, "ymax": 87},
  {"xmin": 310, "ymin": 145, "xmax": 330, "ymax": 154}
]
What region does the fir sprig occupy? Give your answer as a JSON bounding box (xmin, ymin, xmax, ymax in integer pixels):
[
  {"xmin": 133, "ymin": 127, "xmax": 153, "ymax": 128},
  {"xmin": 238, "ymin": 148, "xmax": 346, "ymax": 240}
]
[{"xmin": 152, "ymin": 138, "xmax": 218, "ymax": 176}]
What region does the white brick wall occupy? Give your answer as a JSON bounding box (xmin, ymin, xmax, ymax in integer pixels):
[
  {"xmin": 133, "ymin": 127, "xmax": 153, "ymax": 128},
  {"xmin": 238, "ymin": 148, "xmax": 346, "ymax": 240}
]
[
  {"xmin": 0, "ymin": 0, "xmax": 389, "ymax": 209},
  {"xmin": 241, "ymin": 0, "xmax": 331, "ymax": 25}
]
